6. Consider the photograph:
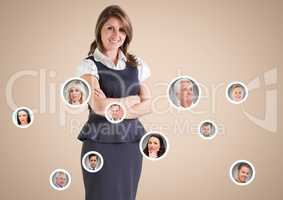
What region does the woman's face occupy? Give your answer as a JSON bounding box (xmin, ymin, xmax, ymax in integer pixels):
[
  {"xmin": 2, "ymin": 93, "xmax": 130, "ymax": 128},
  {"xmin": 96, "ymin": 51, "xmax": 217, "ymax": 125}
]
[
  {"xmin": 18, "ymin": 110, "xmax": 28, "ymax": 125},
  {"xmin": 100, "ymin": 17, "xmax": 126, "ymax": 53},
  {"xmin": 147, "ymin": 136, "xmax": 161, "ymax": 154},
  {"xmin": 237, "ymin": 166, "xmax": 250, "ymax": 183},
  {"xmin": 232, "ymin": 87, "xmax": 244, "ymax": 101},
  {"xmin": 69, "ymin": 86, "xmax": 82, "ymax": 104}
]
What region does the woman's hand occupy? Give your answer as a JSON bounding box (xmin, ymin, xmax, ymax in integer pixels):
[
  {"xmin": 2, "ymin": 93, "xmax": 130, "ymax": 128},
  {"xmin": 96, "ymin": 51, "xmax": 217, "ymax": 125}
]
[
  {"xmin": 94, "ymin": 88, "xmax": 106, "ymax": 98},
  {"xmin": 125, "ymin": 95, "xmax": 140, "ymax": 108},
  {"xmin": 93, "ymin": 88, "xmax": 139, "ymax": 107}
]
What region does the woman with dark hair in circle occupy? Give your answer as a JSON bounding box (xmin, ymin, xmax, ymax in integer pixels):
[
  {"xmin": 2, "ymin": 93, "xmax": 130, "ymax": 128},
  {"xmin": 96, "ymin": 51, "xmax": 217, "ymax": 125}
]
[
  {"xmin": 17, "ymin": 109, "xmax": 31, "ymax": 126},
  {"xmin": 143, "ymin": 134, "xmax": 166, "ymax": 159}
]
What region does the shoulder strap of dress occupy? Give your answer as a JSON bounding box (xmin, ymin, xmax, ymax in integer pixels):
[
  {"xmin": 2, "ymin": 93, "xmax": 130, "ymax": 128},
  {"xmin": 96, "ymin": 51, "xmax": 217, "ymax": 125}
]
[{"xmin": 85, "ymin": 55, "xmax": 95, "ymax": 62}]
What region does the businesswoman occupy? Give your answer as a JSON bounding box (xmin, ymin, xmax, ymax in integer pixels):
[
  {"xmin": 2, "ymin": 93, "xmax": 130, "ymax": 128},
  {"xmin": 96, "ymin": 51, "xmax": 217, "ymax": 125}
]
[
  {"xmin": 143, "ymin": 134, "xmax": 166, "ymax": 159},
  {"xmin": 77, "ymin": 5, "xmax": 151, "ymax": 200},
  {"xmin": 17, "ymin": 108, "xmax": 31, "ymax": 126},
  {"xmin": 66, "ymin": 80, "xmax": 86, "ymax": 105}
]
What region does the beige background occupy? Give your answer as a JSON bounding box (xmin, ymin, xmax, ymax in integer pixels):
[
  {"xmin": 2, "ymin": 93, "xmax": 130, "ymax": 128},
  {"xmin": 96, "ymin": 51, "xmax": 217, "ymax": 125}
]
[{"xmin": 1, "ymin": 0, "xmax": 283, "ymax": 199}]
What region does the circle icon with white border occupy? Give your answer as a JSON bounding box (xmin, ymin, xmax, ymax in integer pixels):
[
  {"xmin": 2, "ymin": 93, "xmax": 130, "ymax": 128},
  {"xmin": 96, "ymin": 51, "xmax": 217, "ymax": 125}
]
[
  {"xmin": 167, "ymin": 75, "xmax": 201, "ymax": 110},
  {"xmin": 226, "ymin": 81, "xmax": 248, "ymax": 104},
  {"xmin": 12, "ymin": 106, "xmax": 34, "ymax": 128},
  {"xmin": 49, "ymin": 169, "xmax": 71, "ymax": 191},
  {"xmin": 105, "ymin": 102, "xmax": 126, "ymax": 124},
  {"xmin": 140, "ymin": 131, "xmax": 170, "ymax": 161},
  {"xmin": 61, "ymin": 77, "xmax": 91, "ymax": 108},
  {"xmin": 229, "ymin": 160, "xmax": 255, "ymax": 186},
  {"xmin": 82, "ymin": 151, "xmax": 104, "ymax": 173},
  {"xmin": 198, "ymin": 120, "xmax": 218, "ymax": 140}
]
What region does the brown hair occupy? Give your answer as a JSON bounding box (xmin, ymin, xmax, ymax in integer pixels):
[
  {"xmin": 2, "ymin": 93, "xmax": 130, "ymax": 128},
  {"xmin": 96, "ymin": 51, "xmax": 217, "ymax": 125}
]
[
  {"xmin": 143, "ymin": 134, "xmax": 166, "ymax": 158},
  {"xmin": 88, "ymin": 5, "xmax": 138, "ymax": 67},
  {"xmin": 238, "ymin": 163, "xmax": 250, "ymax": 171}
]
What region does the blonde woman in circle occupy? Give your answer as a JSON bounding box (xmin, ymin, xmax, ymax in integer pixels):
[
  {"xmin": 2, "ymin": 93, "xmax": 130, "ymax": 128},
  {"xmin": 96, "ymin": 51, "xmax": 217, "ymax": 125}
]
[
  {"xmin": 230, "ymin": 84, "xmax": 245, "ymax": 102},
  {"xmin": 66, "ymin": 80, "xmax": 87, "ymax": 105}
]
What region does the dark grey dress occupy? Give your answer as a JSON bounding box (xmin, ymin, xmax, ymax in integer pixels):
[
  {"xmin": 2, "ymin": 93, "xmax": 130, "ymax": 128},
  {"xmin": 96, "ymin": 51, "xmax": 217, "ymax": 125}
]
[{"xmin": 78, "ymin": 56, "xmax": 146, "ymax": 200}]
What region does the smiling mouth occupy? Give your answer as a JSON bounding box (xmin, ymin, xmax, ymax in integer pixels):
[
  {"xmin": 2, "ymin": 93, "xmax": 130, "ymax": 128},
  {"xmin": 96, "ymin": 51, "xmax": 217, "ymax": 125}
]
[{"xmin": 109, "ymin": 39, "xmax": 120, "ymax": 44}]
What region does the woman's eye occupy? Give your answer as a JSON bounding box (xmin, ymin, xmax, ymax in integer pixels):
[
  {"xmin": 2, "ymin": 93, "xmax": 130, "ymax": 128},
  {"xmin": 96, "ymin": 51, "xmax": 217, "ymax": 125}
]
[
  {"xmin": 119, "ymin": 28, "xmax": 125, "ymax": 32},
  {"xmin": 107, "ymin": 26, "xmax": 113, "ymax": 30}
]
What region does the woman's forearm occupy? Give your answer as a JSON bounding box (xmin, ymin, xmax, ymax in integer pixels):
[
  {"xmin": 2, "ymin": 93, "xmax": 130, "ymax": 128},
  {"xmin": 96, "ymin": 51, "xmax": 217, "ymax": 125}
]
[
  {"xmin": 90, "ymin": 95, "xmax": 140, "ymax": 116},
  {"xmin": 92, "ymin": 96, "xmax": 151, "ymax": 119},
  {"xmin": 86, "ymin": 75, "xmax": 152, "ymax": 119},
  {"xmin": 82, "ymin": 75, "xmax": 140, "ymax": 113},
  {"xmin": 125, "ymin": 83, "xmax": 152, "ymax": 119},
  {"xmin": 125, "ymin": 98, "xmax": 152, "ymax": 119}
]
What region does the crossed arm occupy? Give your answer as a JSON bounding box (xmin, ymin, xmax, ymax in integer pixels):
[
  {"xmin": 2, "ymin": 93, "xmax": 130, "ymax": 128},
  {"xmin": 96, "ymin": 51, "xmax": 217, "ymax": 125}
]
[{"xmin": 81, "ymin": 74, "xmax": 152, "ymax": 119}]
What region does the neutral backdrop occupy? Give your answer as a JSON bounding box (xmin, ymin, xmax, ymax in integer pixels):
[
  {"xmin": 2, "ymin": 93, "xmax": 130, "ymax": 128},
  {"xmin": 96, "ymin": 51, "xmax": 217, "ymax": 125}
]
[{"xmin": 1, "ymin": 0, "xmax": 282, "ymax": 199}]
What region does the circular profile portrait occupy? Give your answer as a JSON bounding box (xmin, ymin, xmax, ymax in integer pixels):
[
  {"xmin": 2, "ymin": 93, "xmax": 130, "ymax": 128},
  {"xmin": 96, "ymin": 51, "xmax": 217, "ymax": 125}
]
[
  {"xmin": 140, "ymin": 132, "xmax": 169, "ymax": 161},
  {"xmin": 49, "ymin": 169, "xmax": 71, "ymax": 191},
  {"xmin": 198, "ymin": 120, "xmax": 218, "ymax": 140},
  {"xmin": 61, "ymin": 77, "xmax": 91, "ymax": 107},
  {"xmin": 229, "ymin": 160, "xmax": 255, "ymax": 186},
  {"xmin": 226, "ymin": 81, "xmax": 248, "ymax": 104},
  {"xmin": 12, "ymin": 107, "xmax": 34, "ymax": 128},
  {"xmin": 82, "ymin": 151, "xmax": 104, "ymax": 173},
  {"xmin": 105, "ymin": 102, "xmax": 126, "ymax": 124},
  {"xmin": 168, "ymin": 76, "xmax": 201, "ymax": 110}
]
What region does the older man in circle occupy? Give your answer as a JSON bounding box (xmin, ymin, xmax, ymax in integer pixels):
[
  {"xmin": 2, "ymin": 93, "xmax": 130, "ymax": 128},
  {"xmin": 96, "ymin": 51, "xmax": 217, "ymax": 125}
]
[{"xmin": 174, "ymin": 78, "xmax": 195, "ymax": 108}]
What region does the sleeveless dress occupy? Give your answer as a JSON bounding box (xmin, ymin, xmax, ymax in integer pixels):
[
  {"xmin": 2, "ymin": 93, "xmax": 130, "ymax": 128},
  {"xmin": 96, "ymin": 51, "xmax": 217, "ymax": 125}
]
[{"xmin": 78, "ymin": 56, "xmax": 146, "ymax": 200}]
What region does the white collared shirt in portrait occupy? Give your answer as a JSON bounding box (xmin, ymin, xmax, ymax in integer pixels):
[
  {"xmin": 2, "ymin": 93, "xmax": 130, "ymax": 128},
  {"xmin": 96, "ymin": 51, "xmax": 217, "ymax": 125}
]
[{"xmin": 76, "ymin": 48, "xmax": 151, "ymax": 82}]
